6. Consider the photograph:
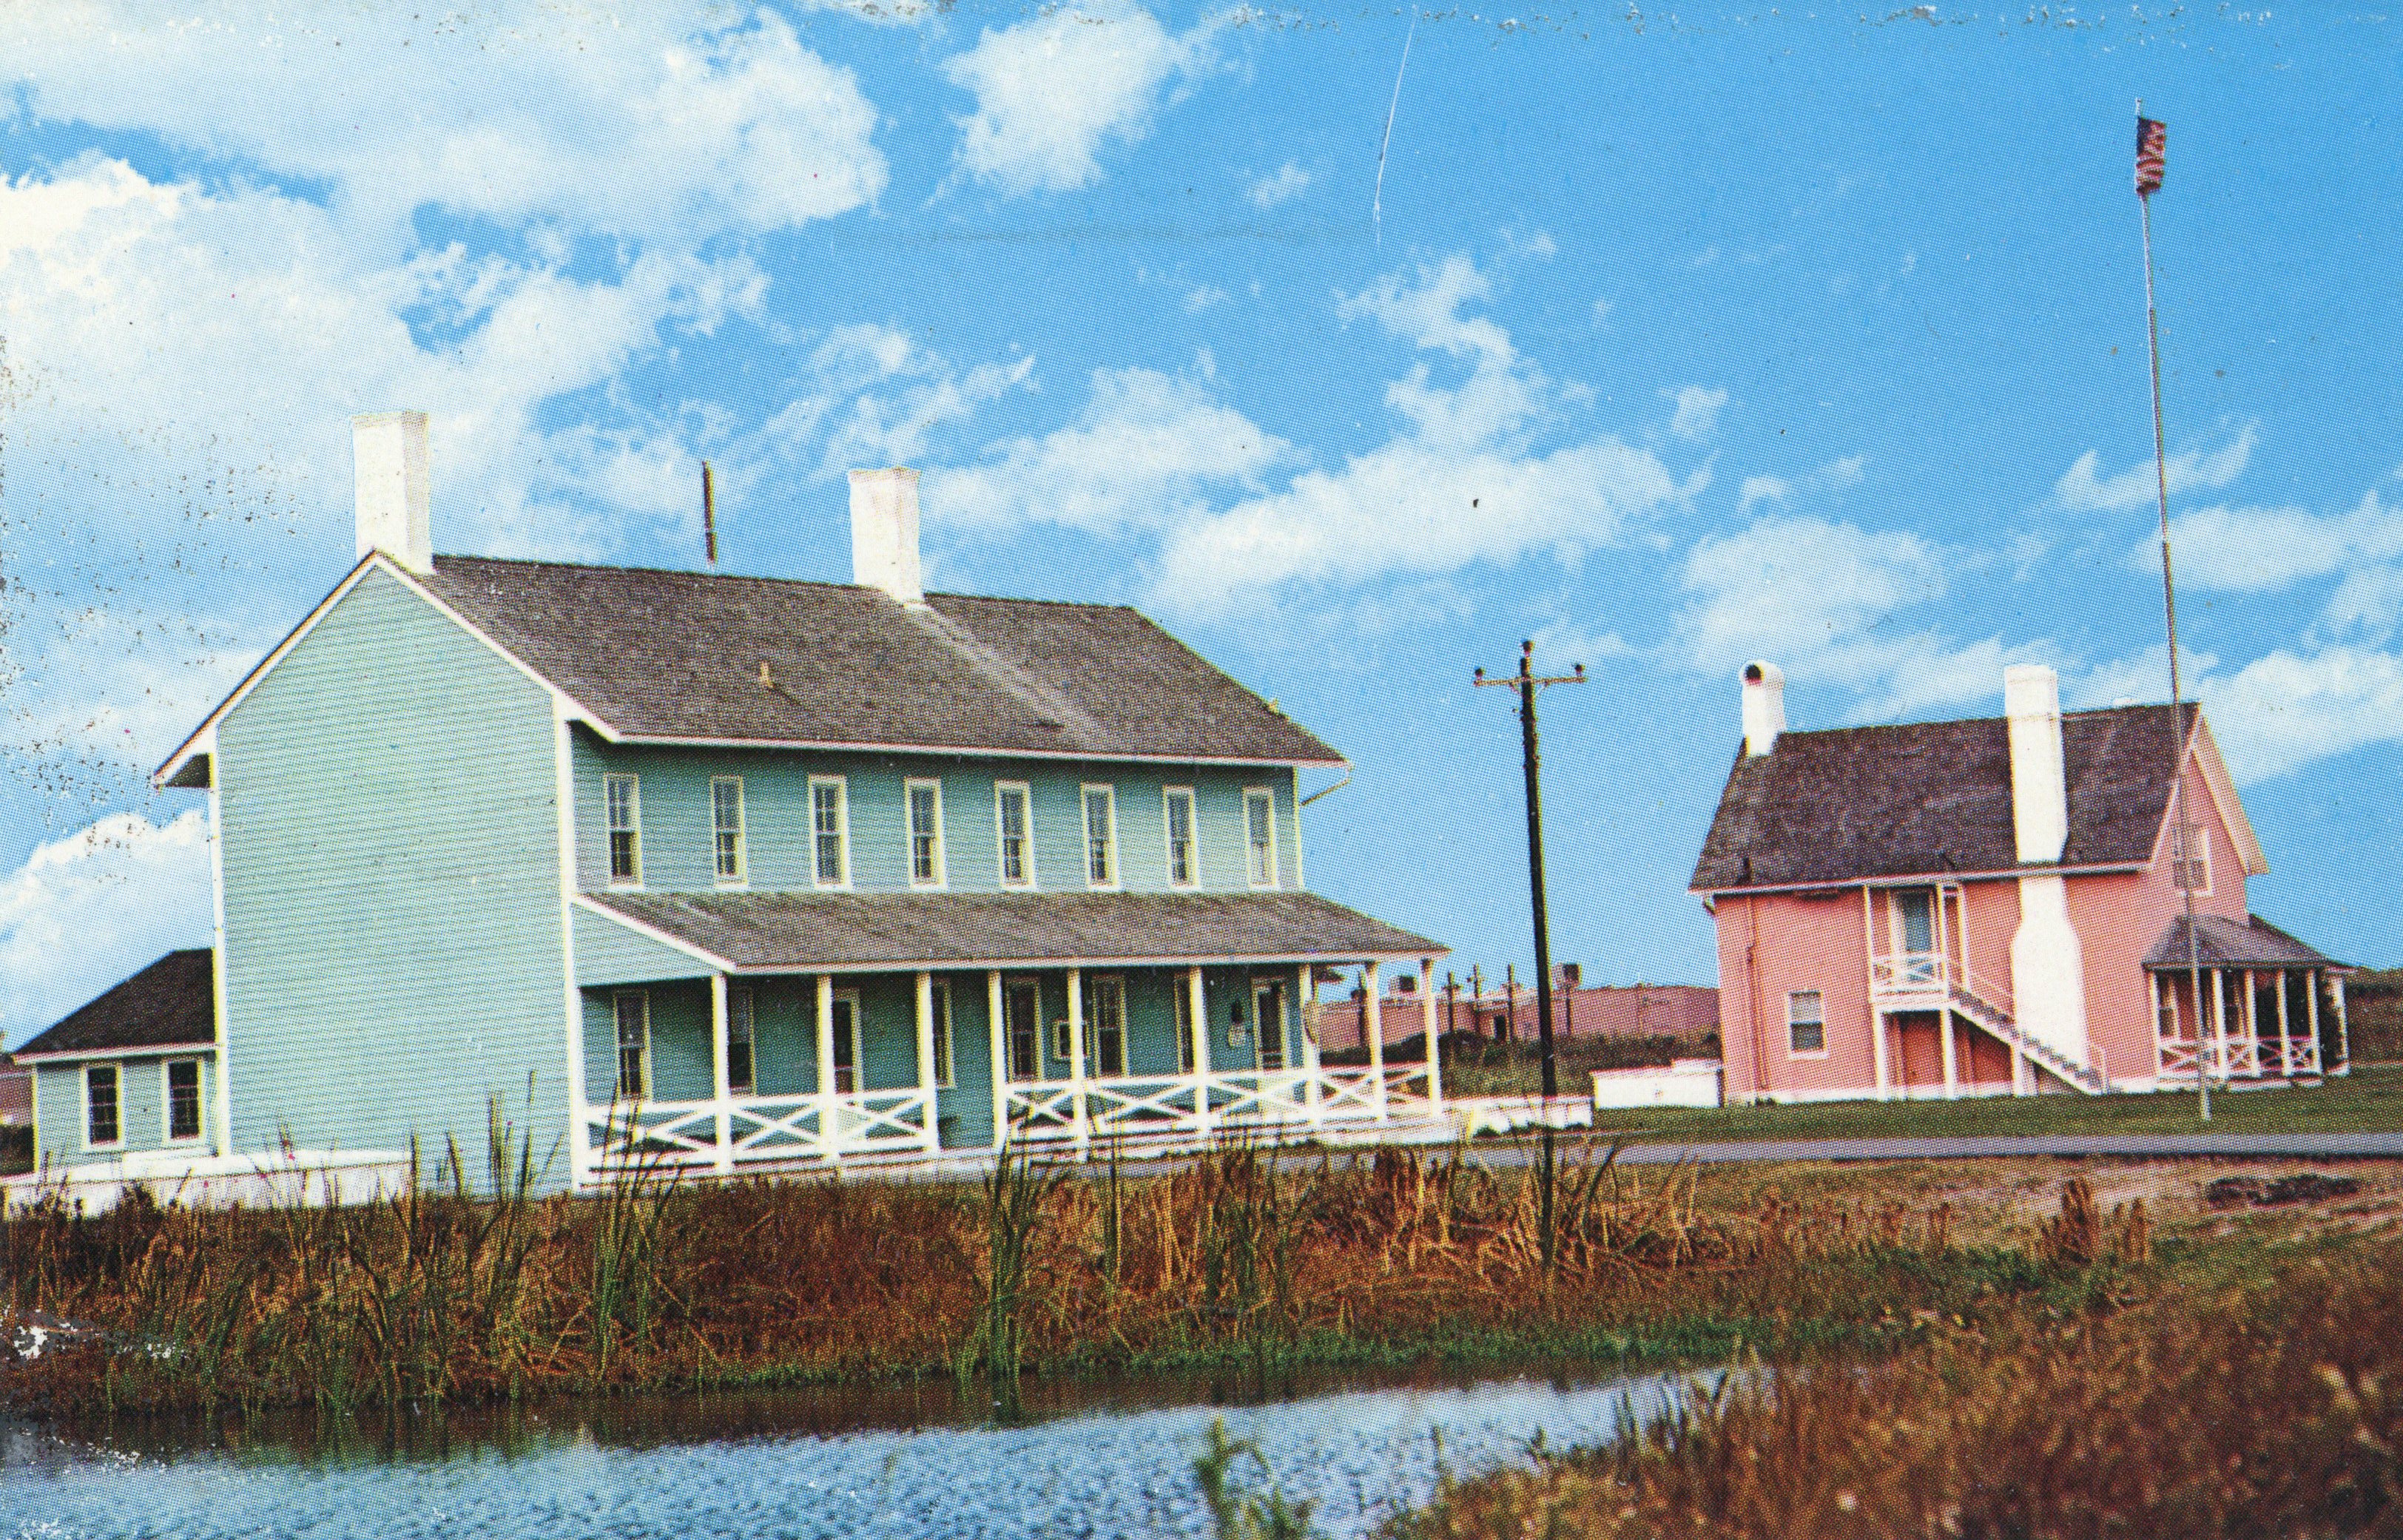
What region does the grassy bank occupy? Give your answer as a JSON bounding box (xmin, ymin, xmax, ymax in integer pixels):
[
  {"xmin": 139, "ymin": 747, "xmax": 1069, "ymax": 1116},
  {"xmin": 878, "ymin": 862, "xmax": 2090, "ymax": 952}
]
[
  {"xmin": 1387, "ymin": 1179, "xmax": 2403, "ymax": 1540},
  {"xmin": 3, "ymin": 1136, "xmax": 2063, "ymax": 1418}
]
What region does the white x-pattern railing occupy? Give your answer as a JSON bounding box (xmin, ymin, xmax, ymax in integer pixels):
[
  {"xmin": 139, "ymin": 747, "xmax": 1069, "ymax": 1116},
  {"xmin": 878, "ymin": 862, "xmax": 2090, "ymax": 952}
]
[
  {"xmin": 586, "ymin": 1088, "xmax": 936, "ymax": 1174},
  {"xmin": 2158, "ymin": 1033, "xmax": 2321, "ymax": 1083},
  {"xmin": 1002, "ymin": 1064, "xmax": 1410, "ymax": 1148}
]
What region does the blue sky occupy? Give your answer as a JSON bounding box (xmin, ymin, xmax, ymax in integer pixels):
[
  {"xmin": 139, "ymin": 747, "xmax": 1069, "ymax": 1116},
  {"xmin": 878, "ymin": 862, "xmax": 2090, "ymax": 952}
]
[{"xmin": 2, "ymin": 2, "xmax": 2398, "ymax": 1044}]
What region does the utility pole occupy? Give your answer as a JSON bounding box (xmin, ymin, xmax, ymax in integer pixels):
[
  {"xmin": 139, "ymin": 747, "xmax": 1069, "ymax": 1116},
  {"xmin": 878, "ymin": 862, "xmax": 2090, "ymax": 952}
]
[
  {"xmin": 1476, "ymin": 640, "xmax": 1585, "ymax": 1271},
  {"xmin": 1504, "ymin": 965, "xmax": 1518, "ymax": 1043}
]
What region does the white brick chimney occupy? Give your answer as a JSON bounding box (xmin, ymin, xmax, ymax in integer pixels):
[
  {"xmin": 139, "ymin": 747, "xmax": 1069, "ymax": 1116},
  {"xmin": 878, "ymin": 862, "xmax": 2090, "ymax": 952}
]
[
  {"xmin": 1741, "ymin": 661, "xmax": 1785, "ymax": 756},
  {"xmin": 2003, "ymin": 663, "xmax": 2090, "ymax": 1069},
  {"xmin": 352, "ymin": 410, "xmax": 432, "ymax": 575},
  {"xmin": 849, "ymin": 467, "xmax": 923, "ymax": 605}
]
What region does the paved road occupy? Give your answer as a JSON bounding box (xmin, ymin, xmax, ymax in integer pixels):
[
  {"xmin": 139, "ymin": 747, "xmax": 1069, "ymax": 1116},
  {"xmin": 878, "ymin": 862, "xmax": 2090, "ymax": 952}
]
[{"xmin": 1485, "ymin": 1131, "xmax": 2403, "ymax": 1166}]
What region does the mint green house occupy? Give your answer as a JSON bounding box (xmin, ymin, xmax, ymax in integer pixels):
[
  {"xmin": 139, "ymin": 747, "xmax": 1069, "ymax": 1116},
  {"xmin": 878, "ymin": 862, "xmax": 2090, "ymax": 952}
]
[{"xmin": 110, "ymin": 412, "xmax": 1449, "ymax": 1192}]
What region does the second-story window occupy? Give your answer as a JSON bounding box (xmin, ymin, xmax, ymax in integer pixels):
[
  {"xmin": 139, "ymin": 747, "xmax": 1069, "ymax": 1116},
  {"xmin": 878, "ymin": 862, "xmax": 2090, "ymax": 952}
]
[
  {"xmin": 907, "ymin": 779, "xmax": 946, "ymax": 888},
  {"xmin": 1165, "ymin": 787, "xmax": 1197, "ymax": 888},
  {"xmin": 1083, "ymin": 785, "xmax": 1117, "ymax": 888},
  {"xmin": 2171, "ymin": 823, "xmax": 2212, "ymax": 894},
  {"xmin": 996, "ymin": 782, "xmax": 1034, "ymax": 889},
  {"xmin": 811, "ymin": 777, "xmax": 849, "ymax": 888},
  {"xmin": 1244, "ymin": 788, "xmax": 1277, "ymax": 888},
  {"xmin": 605, "ymin": 774, "xmax": 642, "ymax": 885},
  {"xmin": 712, "ymin": 777, "xmax": 746, "ymax": 885}
]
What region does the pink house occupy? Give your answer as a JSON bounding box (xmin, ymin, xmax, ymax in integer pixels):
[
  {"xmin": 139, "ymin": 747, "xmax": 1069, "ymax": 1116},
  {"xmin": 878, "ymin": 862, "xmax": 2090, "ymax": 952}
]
[{"xmin": 1690, "ymin": 661, "xmax": 2351, "ymax": 1103}]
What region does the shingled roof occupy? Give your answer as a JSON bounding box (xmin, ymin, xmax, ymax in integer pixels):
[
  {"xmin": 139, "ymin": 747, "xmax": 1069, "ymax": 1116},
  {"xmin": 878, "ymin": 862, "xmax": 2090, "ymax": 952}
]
[
  {"xmin": 1691, "ymin": 703, "xmax": 2204, "ymax": 893},
  {"xmin": 414, "ymin": 556, "xmax": 1341, "ymax": 766},
  {"xmin": 14, "ymin": 950, "xmax": 215, "ymax": 1061},
  {"xmin": 2145, "ymin": 914, "xmax": 2349, "ymax": 972},
  {"xmin": 587, "ymin": 890, "xmax": 1442, "ymax": 970}
]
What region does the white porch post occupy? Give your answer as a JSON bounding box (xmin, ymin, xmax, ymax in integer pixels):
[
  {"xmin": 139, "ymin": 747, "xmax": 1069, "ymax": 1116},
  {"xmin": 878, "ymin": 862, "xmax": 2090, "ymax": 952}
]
[
  {"xmin": 1864, "ymin": 886, "xmax": 1890, "ymax": 1102},
  {"xmin": 2011, "ymin": 1042, "xmax": 2029, "ymax": 1097},
  {"xmin": 816, "ymin": 973, "xmax": 839, "ymax": 1164},
  {"xmin": 1421, "ymin": 956, "xmax": 1443, "ymax": 1116},
  {"xmin": 988, "ymin": 970, "xmax": 1008, "ymax": 1151},
  {"xmin": 1298, "ymin": 965, "xmax": 1322, "ymax": 1129},
  {"xmin": 1938, "ymin": 1008, "xmax": 1959, "ymax": 1099},
  {"xmin": 2276, "ymin": 967, "xmax": 2292, "ymax": 1075},
  {"xmin": 1066, "ymin": 966, "xmax": 1088, "ymax": 1157},
  {"xmin": 1871, "ymin": 1007, "xmax": 1891, "ymax": 1101},
  {"xmin": 1187, "ymin": 965, "xmax": 1213, "ymax": 1142},
  {"xmin": 916, "ymin": 970, "xmax": 940, "ymax": 1156},
  {"xmin": 709, "ymin": 972, "xmax": 735, "ymax": 1176},
  {"xmin": 2243, "ymin": 968, "xmax": 2257, "ymax": 1058},
  {"xmin": 1364, "ymin": 961, "xmax": 1387, "ymax": 1121},
  {"xmin": 2211, "ymin": 968, "xmax": 2228, "ymax": 1080},
  {"xmin": 2336, "ymin": 974, "xmax": 2351, "ymax": 1072}
]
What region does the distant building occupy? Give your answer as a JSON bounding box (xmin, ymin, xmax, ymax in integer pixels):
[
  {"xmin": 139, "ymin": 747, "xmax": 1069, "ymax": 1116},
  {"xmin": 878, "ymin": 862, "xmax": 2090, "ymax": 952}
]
[
  {"xmin": 1315, "ymin": 974, "xmax": 1717, "ymax": 1052},
  {"xmin": 1691, "ymin": 661, "xmax": 2350, "ymax": 1103},
  {"xmin": 0, "ymin": 1053, "xmax": 32, "ymax": 1127}
]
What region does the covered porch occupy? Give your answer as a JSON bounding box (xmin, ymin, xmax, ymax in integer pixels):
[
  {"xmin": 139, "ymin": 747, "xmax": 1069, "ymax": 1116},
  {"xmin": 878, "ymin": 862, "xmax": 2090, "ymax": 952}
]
[
  {"xmin": 2148, "ymin": 914, "xmax": 2351, "ymax": 1086},
  {"xmin": 568, "ymin": 888, "xmax": 1447, "ymax": 1183}
]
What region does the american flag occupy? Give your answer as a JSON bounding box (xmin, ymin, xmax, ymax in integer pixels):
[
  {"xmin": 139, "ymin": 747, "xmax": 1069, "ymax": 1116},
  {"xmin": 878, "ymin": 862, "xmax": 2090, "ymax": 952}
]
[{"xmin": 2135, "ymin": 116, "xmax": 2167, "ymax": 197}]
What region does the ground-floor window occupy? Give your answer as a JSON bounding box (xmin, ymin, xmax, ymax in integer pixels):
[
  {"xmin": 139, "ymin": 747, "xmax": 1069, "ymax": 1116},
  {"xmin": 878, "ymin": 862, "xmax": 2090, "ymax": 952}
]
[
  {"xmin": 1006, "ymin": 980, "xmax": 1041, "ymax": 1081},
  {"xmin": 614, "ymin": 992, "xmax": 650, "ymax": 1100},
  {"xmin": 1088, "ymin": 977, "xmax": 1127, "ymax": 1077},
  {"xmin": 929, "ymin": 981, "xmax": 954, "ymax": 1087},
  {"xmin": 1251, "ymin": 979, "xmax": 1287, "ymax": 1072},
  {"xmin": 1174, "ymin": 976, "xmax": 1196, "ymax": 1073},
  {"xmin": 727, "ymin": 987, "xmax": 755, "ymax": 1095},
  {"xmin": 1787, "ymin": 990, "xmax": 1827, "ymax": 1055},
  {"xmin": 84, "ymin": 1064, "xmax": 121, "ymax": 1148},
  {"xmin": 166, "ymin": 1058, "xmax": 204, "ymax": 1142},
  {"xmin": 832, "ymin": 993, "xmax": 859, "ymax": 1094}
]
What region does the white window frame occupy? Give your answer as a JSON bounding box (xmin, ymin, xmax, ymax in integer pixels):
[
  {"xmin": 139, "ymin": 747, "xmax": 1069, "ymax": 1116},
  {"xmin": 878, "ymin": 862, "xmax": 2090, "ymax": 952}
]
[
  {"xmin": 1163, "ymin": 786, "xmax": 1199, "ymax": 891},
  {"xmin": 831, "ymin": 987, "xmax": 862, "ymax": 1095},
  {"xmin": 994, "ymin": 780, "xmax": 1036, "ymax": 891},
  {"xmin": 163, "ymin": 1056, "xmax": 205, "ymax": 1144},
  {"xmin": 1082, "ymin": 783, "xmax": 1119, "ymax": 891},
  {"xmin": 613, "ymin": 990, "xmax": 652, "ymax": 1101},
  {"xmin": 84, "ymin": 1062, "xmax": 122, "ymax": 1150},
  {"xmin": 906, "ymin": 777, "xmax": 948, "ymax": 890},
  {"xmin": 1174, "ymin": 977, "xmax": 1196, "ymax": 1073},
  {"xmin": 809, "ymin": 775, "xmax": 851, "ymax": 890},
  {"xmin": 1244, "ymin": 787, "xmax": 1279, "ymax": 890},
  {"xmin": 1088, "ymin": 975, "xmax": 1128, "ymax": 1078},
  {"xmin": 1786, "ymin": 989, "xmax": 1828, "ymax": 1058},
  {"xmin": 2170, "ymin": 821, "xmax": 2213, "ymax": 896},
  {"xmin": 604, "ymin": 773, "xmax": 642, "ymax": 888},
  {"xmin": 727, "ymin": 986, "xmax": 756, "ymax": 1095},
  {"xmin": 928, "ymin": 979, "xmax": 954, "ymax": 1089},
  {"xmin": 1005, "ymin": 977, "xmax": 1042, "ymax": 1083},
  {"xmin": 711, "ymin": 775, "xmax": 746, "ymax": 887}
]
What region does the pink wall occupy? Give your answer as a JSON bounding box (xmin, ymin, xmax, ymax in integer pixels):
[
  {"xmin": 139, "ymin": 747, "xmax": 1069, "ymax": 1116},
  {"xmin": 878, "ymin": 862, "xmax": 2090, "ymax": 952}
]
[{"xmin": 1715, "ymin": 888, "xmax": 1877, "ymax": 1100}]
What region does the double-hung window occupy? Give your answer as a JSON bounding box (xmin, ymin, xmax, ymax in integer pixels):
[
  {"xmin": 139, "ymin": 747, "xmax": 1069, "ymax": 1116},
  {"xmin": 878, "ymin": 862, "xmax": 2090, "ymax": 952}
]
[
  {"xmin": 996, "ymin": 782, "xmax": 1034, "ymax": 889},
  {"xmin": 1244, "ymin": 788, "xmax": 1278, "ymax": 888},
  {"xmin": 727, "ymin": 987, "xmax": 755, "ymax": 1095},
  {"xmin": 604, "ymin": 774, "xmax": 642, "ymax": 885},
  {"xmin": 1174, "ymin": 976, "xmax": 1196, "ymax": 1073},
  {"xmin": 810, "ymin": 777, "xmax": 850, "ymax": 888},
  {"xmin": 614, "ymin": 992, "xmax": 651, "ymax": 1100},
  {"xmin": 166, "ymin": 1058, "xmax": 203, "ymax": 1142},
  {"xmin": 712, "ymin": 777, "xmax": 746, "ymax": 885},
  {"xmin": 1787, "ymin": 990, "xmax": 1826, "ymax": 1056},
  {"xmin": 84, "ymin": 1064, "xmax": 121, "ymax": 1149},
  {"xmin": 906, "ymin": 778, "xmax": 946, "ymax": 888},
  {"xmin": 1164, "ymin": 787, "xmax": 1197, "ymax": 889},
  {"xmin": 1088, "ymin": 977, "xmax": 1127, "ymax": 1077},
  {"xmin": 2170, "ymin": 823, "xmax": 2211, "ymax": 895},
  {"xmin": 1082, "ymin": 785, "xmax": 1118, "ymax": 888}
]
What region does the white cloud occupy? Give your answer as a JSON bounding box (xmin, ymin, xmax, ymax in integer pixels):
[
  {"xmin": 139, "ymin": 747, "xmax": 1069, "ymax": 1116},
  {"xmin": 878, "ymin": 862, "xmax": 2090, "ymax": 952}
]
[
  {"xmin": 1667, "ymin": 386, "xmax": 1728, "ymax": 442},
  {"xmin": 1, "ymin": 7, "xmax": 884, "ymax": 244},
  {"xmin": 928, "ymin": 367, "xmax": 1290, "ymax": 535},
  {"xmin": 1184, "ymin": 285, "xmax": 1229, "ymax": 312},
  {"xmin": 944, "ymin": 5, "xmax": 1210, "ymax": 195},
  {"xmin": 765, "ymin": 325, "xmax": 1039, "ymax": 477},
  {"xmin": 2143, "ymin": 490, "xmax": 2403, "ymax": 595},
  {"xmin": 2055, "ymin": 422, "xmax": 2257, "ymax": 513},
  {"xmin": 1738, "ymin": 476, "xmax": 1790, "ymax": 513},
  {"xmin": 2073, "ymin": 640, "xmax": 2403, "ymax": 784},
  {"xmin": 1821, "ymin": 455, "xmax": 1866, "ymax": 489},
  {"xmin": 1248, "ymin": 163, "xmax": 1312, "ymax": 209},
  {"xmin": 1153, "ymin": 257, "xmax": 1691, "ymax": 615},
  {"xmin": 0, "ymin": 811, "xmax": 212, "ymax": 1047}
]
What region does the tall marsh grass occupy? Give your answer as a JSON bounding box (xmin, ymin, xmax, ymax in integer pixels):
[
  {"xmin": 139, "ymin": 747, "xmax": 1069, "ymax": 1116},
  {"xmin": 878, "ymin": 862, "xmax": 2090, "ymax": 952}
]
[{"xmin": 3, "ymin": 1135, "xmax": 2061, "ymax": 1416}]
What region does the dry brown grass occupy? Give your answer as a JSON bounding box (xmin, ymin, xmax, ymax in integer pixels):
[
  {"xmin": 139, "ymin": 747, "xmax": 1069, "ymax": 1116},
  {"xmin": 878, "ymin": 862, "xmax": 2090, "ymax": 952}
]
[{"xmin": 0, "ymin": 1137, "xmax": 2049, "ymax": 1416}]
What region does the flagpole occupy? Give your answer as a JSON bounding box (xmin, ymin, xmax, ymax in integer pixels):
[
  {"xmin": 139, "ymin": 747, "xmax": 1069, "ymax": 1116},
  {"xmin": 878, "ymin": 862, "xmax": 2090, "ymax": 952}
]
[{"xmin": 2137, "ymin": 100, "xmax": 2213, "ymax": 1121}]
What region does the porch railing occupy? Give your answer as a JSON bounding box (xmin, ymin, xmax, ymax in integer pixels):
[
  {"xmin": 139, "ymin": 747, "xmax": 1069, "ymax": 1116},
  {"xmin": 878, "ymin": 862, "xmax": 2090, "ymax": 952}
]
[
  {"xmin": 585, "ymin": 1088, "xmax": 937, "ymax": 1175},
  {"xmin": 1002, "ymin": 1064, "xmax": 1413, "ymax": 1149},
  {"xmin": 2158, "ymin": 1033, "xmax": 2321, "ymax": 1083}
]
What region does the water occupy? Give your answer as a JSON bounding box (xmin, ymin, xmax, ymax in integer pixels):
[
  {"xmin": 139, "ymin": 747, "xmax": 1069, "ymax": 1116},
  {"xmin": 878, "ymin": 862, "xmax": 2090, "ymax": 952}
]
[{"xmin": 0, "ymin": 1366, "xmax": 1686, "ymax": 1539}]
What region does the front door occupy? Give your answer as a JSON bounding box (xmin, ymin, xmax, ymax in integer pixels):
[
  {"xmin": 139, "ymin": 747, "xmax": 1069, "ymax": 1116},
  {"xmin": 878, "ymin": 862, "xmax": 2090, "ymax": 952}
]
[
  {"xmin": 1005, "ymin": 980, "xmax": 1041, "ymax": 1081},
  {"xmin": 1251, "ymin": 979, "xmax": 1287, "ymax": 1072},
  {"xmin": 832, "ymin": 992, "xmax": 859, "ymax": 1094},
  {"xmin": 1893, "ymin": 889, "xmax": 1938, "ymax": 984}
]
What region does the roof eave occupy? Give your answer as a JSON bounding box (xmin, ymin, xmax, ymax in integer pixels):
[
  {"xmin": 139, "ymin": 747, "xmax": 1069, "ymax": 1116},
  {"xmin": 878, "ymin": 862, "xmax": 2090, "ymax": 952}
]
[{"xmin": 1691, "ymin": 858, "xmax": 2148, "ymax": 899}]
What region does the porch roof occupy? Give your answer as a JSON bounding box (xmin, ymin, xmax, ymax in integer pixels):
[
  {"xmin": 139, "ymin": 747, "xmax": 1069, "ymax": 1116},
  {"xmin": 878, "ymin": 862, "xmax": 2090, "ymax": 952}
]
[
  {"xmin": 583, "ymin": 889, "xmax": 1443, "ymax": 972},
  {"xmin": 13, "ymin": 948, "xmax": 216, "ymax": 1062},
  {"xmin": 2144, "ymin": 913, "xmax": 2349, "ymax": 973}
]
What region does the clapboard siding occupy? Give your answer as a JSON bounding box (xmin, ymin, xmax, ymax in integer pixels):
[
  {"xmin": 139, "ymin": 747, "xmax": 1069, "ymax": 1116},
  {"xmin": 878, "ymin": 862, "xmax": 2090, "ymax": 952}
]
[
  {"xmin": 573, "ymin": 742, "xmax": 1302, "ymax": 897},
  {"xmin": 216, "ymin": 567, "xmax": 567, "ymax": 1189},
  {"xmin": 33, "ymin": 1056, "xmax": 215, "ymax": 1163}
]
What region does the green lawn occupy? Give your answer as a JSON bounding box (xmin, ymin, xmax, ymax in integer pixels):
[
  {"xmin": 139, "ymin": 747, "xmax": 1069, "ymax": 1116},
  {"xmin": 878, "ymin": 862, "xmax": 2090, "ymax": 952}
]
[{"xmin": 1593, "ymin": 1063, "xmax": 2403, "ymax": 1143}]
